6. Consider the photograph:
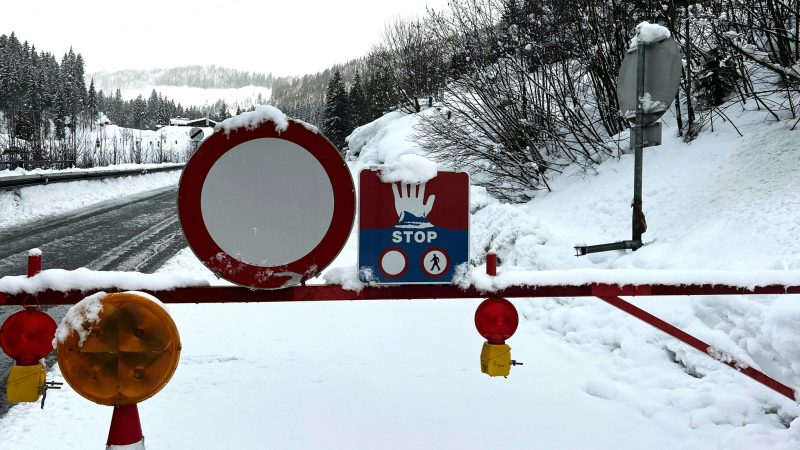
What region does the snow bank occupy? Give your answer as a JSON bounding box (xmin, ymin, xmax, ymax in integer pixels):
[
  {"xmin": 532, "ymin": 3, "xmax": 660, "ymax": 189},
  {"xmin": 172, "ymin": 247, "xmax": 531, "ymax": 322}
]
[
  {"xmin": 378, "ymin": 154, "xmax": 438, "ymax": 184},
  {"xmin": 630, "ymin": 21, "xmax": 671, "ymax": 49},
  {"xmin": 216, "ymin": 105, "xmax": 289, "ymax": 134},
  {"xmin": 0, "ymin": 267, "xmax": 208, "ymax": 294},
  {"xmin": 0, "ymin": 162, "xmax": 184, "ymax": 179},
  {"xmin": 53, "ymin": 291, "xmax": 106, "ymax": 346},
  {"xmin": 0, "ymin": 171, "xmax": 181, "ymax": 229},
  {"xmin": 347, "ymin": 111, "xmax": 426, "ymax": 166},
  {"xmin": 764, "ymin": 297, "xmax": 800, "ymax": 378}
]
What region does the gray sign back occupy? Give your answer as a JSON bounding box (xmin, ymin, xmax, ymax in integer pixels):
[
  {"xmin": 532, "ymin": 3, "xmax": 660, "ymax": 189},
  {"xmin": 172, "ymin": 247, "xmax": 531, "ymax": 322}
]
[{"xmin": 617, "ymin": 37, "xmax": 683, "ymax": 124}]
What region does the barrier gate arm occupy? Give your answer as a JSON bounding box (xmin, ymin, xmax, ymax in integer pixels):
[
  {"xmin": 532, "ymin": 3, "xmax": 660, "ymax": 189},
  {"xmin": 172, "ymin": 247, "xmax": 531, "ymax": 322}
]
[
  {"xmin": 2, "ymin": 250, "xmax": 799, "ymax": 401},
  {"xmin": 1, "ymin": 282, "xmax": 799, "ymax": 306}
]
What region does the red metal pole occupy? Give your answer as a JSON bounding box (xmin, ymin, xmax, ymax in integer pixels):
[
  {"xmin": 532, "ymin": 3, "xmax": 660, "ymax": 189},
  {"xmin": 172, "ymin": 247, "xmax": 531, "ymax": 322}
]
[
  {"xmin": 597, "ymin": 295, "xmax": 797, "ymax": 401},
  {"xmin": 27, "ymin": 249, "xmax": 42, "ymax": 278},
  {"xmin": 107, "ymin": 404, "xmax": 144, "ymax": 448},
  {"xmin": 486, "ymin": 253, "xmax": 497, "ymax": 276}
]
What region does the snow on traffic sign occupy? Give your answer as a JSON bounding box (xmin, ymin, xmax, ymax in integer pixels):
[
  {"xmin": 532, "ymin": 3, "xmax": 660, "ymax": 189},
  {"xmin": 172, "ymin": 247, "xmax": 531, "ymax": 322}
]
[
  {"xmin": 178, "ymin": 112, "xmax": 355, "ymax": 289},
  {"xmin": 359, "ymin": 169, "xmax": 468, "ymax": 284}
]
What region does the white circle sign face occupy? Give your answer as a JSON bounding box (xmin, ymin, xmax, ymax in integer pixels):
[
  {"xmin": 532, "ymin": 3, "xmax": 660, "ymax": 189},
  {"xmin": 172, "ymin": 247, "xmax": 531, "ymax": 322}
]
[
  {"xmin": 422, "ymin": 249, "xmax": 448, "ymax": 276},
  {"xmin": 380, "ymin": 249, "xmax": 407, "ymax": 277},
  {"xmin": 200, "ymin": 138, "xmax": 334, "ymax": 267}
]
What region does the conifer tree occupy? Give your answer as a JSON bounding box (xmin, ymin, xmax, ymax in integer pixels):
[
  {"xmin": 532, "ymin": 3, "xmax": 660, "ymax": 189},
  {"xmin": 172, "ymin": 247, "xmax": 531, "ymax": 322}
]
[
  {"xmin": 348, "ymin": 70, "xmax": 369, "ymax": 130},
  {"xmin": 322, "ymin": 69, "xmax": 350, "ymax": 151},
  {"xmin": 86, "ymin": 78, "xmax": 98, "ymax": 125}
]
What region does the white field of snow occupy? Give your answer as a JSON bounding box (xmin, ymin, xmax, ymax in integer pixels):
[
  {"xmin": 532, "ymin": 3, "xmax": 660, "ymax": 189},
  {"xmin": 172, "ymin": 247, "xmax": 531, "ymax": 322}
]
[
  {"xmin": 115, "ymin": 85, "xmax": 272, "ymax": 109},
  {"xmin": 1, "ymin": 101, "xmax": 800, "ymax": 448}
]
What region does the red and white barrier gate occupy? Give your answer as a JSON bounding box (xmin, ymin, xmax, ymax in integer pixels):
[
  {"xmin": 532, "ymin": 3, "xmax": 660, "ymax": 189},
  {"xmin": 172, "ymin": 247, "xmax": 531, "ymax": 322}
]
[{"xmin": 1, "ymin": 250, "xmax": 800, "ymax": 449}]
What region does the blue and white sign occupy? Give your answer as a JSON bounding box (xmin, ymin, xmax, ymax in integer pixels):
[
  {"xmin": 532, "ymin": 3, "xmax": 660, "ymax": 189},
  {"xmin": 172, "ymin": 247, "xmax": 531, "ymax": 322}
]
[{"xmin": 358, "ymin": 170, "xmax": 469, "ymax": 284}]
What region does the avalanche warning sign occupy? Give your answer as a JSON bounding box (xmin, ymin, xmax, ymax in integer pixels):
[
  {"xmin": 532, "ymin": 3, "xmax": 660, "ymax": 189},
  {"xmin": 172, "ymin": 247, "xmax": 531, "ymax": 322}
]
[{"xmin": 358, "ymin": 169, "xmax": 469, "ymax": 284}]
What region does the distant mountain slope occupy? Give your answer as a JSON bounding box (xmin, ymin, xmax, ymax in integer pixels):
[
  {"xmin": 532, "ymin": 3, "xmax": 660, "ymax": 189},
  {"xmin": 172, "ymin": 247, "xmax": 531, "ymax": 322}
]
[
  {"xmin": 89, "ymin": 65, "xmax": 274, "ymax": 91},
  {"xmin": 110, "ymin": 85, "xmax": 272, "ymax": 110}
]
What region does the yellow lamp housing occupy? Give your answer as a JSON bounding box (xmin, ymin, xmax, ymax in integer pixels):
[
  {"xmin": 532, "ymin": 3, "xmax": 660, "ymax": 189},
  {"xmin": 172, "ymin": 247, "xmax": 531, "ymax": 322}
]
[
  {"xmin": 480, "ymin": 342, "xmax": 512, "ymax": 377},
  {"xmin": 6, "ymin": 362, "xmax": 46, "ymax": 403}
]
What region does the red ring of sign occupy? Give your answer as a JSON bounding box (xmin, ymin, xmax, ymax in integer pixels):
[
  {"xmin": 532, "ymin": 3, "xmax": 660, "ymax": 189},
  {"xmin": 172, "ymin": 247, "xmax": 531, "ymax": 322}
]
[
  {"xmin": 420, "ymin": 247, "xmax": 450, "ymax": 278},
  {"xmin": 178, "ymin": 119, "xmax": 355, "ymax": 289},
  {"xmin": 377, "ymin": 247, "xmax": 409, "ymax": 279}
]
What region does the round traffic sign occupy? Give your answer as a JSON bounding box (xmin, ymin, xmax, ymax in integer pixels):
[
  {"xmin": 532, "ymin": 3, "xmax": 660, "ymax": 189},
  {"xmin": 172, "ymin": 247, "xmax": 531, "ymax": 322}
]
[
  {"xmin": 189, "ymin": 127, "xmax": 204, "ymax": 142},
  {"xmin": 178, "ymin": 117, "xmax": 355, "ymax": 289}
]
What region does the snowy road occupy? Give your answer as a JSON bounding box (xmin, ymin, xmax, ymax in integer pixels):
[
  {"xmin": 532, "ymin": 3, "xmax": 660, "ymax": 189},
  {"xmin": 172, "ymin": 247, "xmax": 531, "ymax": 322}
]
[{"xmin": 0, "ymin": 186, "xmax": 186, "ymax": 416}]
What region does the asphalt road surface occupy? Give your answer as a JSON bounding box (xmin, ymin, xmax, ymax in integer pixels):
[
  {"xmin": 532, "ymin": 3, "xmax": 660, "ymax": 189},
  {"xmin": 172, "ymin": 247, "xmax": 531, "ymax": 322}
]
[{"xmin": 0, "ymin": 186, "xmax": 186, "ymax": 416}]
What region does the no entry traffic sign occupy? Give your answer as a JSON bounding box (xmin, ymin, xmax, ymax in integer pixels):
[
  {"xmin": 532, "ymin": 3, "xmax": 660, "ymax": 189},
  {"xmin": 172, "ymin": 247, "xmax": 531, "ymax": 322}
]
[
  {"xmin": 189, "ymin": 127, "xmax": 204, "ymax": 142},
  {"xmin": 359, "ymin": 170, "xmax": 469, "ymax": 284},
  {"xmin": 178, "ymin": 115, "xmax": 355, "ymax": 289}
]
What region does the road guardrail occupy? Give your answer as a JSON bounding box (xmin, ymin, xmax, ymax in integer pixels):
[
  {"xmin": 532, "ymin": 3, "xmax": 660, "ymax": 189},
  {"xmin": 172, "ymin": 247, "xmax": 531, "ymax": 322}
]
[{"xmin": 0, "ymin": 164, "xmax": 185, "ymax": 190}]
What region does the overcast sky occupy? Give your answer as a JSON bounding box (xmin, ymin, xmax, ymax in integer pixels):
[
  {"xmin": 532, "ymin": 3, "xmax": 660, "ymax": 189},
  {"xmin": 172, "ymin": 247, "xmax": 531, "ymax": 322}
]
[{"xmin": 0, "ymin": 0, "xmax": 449, "ymax": 76}]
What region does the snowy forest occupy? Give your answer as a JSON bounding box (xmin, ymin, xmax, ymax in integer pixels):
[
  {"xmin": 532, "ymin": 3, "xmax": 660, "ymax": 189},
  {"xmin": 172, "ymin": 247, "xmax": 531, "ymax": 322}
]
[
  {"xmin": 0, "ymin": 35, "xmax": 239, "ymax": 168},
  {"xmin": 1, "ymin": 0, "xmax": 798, "ymax": 188}
]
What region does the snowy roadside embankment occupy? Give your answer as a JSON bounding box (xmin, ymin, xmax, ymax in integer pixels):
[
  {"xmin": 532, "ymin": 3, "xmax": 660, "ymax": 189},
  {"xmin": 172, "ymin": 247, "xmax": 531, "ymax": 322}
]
[
  {"xmin": 0, "ymin": 162, "xmax": 183, "ymax": 179},
  {"xmin": 0, "ymin": 169, "xmax": 182, "ymax": 229}
]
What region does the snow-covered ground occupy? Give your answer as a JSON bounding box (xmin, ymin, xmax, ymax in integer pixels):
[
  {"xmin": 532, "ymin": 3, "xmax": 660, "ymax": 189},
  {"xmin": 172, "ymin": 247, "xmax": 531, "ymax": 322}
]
[{"xmin": 1, "ymin": 101, "xmax": 800, "ymax": 448}]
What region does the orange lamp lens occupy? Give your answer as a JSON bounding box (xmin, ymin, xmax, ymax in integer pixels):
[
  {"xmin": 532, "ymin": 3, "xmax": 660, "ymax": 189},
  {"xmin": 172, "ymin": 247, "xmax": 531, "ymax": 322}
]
[{"xmin": 56, "ymin": 293, "xmax": 181, "ymax": 406}]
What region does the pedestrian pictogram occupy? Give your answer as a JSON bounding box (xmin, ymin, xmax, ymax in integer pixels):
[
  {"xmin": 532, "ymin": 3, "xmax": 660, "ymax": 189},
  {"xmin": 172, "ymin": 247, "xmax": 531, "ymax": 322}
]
[
  {"xmin": 421, "ymin": 248, "xmax": 448, "ymax": 277},
  {"xmin": 359, "ymin": 169, "xmax": 468, "ymax": 284}
]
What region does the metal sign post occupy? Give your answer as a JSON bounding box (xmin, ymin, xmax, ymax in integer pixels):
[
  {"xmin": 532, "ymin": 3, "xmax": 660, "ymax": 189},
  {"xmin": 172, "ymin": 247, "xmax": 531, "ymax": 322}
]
[
  {"xmin": 576, "ymin": 31, "xmax": 683, "ymax": 256},
  {"xmin": 632, "ymin": 40, "xmax": 647, "ymax": 244}
]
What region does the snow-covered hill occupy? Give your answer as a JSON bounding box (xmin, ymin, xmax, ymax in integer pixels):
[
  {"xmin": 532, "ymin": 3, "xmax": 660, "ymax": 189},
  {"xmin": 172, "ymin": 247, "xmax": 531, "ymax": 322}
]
[
  {"xmin": 111, "ymin": 85, "xmax": 272, "ymax": 110},
  {"xmin": 1, "ymin": 103, "xmax": 799, "ymax": 449}
]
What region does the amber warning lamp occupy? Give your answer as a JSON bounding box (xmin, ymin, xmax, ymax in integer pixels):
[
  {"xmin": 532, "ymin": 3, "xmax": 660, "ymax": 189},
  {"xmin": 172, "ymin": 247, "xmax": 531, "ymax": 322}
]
[
  {"xmin": 0, "ymin": 307, "xmax": 62, "ymax": 405},
  {"xmin": 56, "ymin": 292, "xmax": 181, "ymax": 406}
]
